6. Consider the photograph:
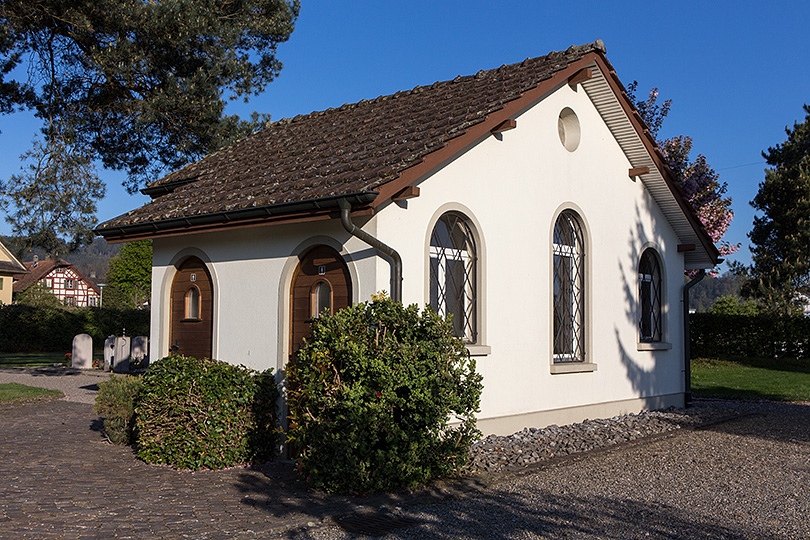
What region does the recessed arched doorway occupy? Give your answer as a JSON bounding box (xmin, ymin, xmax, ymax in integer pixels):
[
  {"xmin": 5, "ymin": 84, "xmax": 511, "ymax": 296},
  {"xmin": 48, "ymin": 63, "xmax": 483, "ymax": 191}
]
[
  {"xmin": 169, "ymin": 256, "xmax": 214, "ymax": 359},
  {"xmin": 290, "ymin": 245, "xmax": 352, "ymax": 355}
]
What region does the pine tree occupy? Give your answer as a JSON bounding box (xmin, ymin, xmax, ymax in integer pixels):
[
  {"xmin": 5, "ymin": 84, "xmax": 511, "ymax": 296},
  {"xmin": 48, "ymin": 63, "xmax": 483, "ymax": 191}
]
[
  {"xmin": 0, "ymin": 0, "xmax": 299, "ymax": 190},
  {"xmin": 744, "ymin": 105, "xmax": 810, "ymax": 314}
]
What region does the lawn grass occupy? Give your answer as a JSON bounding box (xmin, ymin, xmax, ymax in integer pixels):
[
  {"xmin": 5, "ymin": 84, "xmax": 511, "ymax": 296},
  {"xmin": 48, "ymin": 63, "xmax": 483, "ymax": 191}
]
[
  {"xmin": 0, "ymin": 353, "xmax": 70, "ymax": 367},
  {"xmin": 691, "ymin": 356, "xmax": 810, "ymax": 402},
  {"xmin": 0, "ymin": 382, "xmax": 62, "ymax": 403}
]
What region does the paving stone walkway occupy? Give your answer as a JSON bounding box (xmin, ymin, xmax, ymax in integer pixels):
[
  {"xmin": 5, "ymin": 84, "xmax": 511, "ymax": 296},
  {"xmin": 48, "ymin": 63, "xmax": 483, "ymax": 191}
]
[
  {"xmin": 1, "ymin": 371, "xmax": 808, "ymax": 539},
  {"xmin": 0, "ymin": 397, "xmax": 409, "ymax": 539}
]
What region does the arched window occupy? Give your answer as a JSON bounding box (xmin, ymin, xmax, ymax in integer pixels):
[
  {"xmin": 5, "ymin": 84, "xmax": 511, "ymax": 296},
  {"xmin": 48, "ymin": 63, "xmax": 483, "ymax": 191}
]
[
  {"xmin": 185, "ymin": 286, "xmax": 201, "ymax": 320},
  {"xmin": 310, "ymin": 280, "xmax": 332, "ymax": 318},
  {"xmin": 429, "ymin": 212, "xmax": 478, "ymax": 342},
  {"xmin": 553, "ymin": 210, "xmax": 586, "ymax": 363},
  {"xmin": 638, "ymin": 249, "xmax": 663, "ymax": 342}
]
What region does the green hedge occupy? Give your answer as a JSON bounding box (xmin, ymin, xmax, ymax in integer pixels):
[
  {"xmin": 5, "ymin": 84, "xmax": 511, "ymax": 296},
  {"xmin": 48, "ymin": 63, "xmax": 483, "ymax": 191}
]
[
  {"xmin": 0, "ymin": 304, "xmax": 150, "ymax": 353},
  {"xmin": 136, "ymin": 355, "xmax": 281, "ymax": 470},
  {"xmin": 287, "ymin": 295, "xmax": 483, "ymax": 494},
  {"xmin": 691, "ymin": 313, "xmax": 810, "ymax": 359}
]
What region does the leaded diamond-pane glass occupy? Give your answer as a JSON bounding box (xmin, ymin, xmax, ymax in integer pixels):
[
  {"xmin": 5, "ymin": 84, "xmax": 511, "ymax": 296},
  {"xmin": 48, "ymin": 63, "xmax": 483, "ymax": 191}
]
[
  {"xmin": 638, "ymin": 249, "xmax": 662, "ymax": 342},
  {"xmin": 553, "ymin": 211, "xmax": 585, "ymax": 362},
  {"xmin": 429, "ymin": 212, "xmax": 477, "ymax": 343}
]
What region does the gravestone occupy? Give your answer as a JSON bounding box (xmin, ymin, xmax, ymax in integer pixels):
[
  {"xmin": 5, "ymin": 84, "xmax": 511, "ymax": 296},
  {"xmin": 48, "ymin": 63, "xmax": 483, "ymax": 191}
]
[
  {"xmin": 103, "ymin": 335, "xmax": 115, "ymax": 371},
  {"xmin": 130, "ymin": 336, "xmax": 149, "ymax": 370},
  {"xmin": 113, "ymin": 336, "xmax": 131, "ymax": 373},
  {"xmin": 71, "ymin": 334, "xmax": 93, "ymax": 369}
]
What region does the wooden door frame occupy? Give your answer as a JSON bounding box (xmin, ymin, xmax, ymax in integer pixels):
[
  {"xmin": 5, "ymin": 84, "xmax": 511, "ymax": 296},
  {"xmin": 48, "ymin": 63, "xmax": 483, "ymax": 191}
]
[
  {"xmin": 288, "ymin": 244, "xmax": 352, "ymax": 357},
  {"xmin": 277, "ymin": 238, "xmax": 360, "ymax": 373},
  {"xmin": 160, "ymin": 249, "xmax": 219, "ymax": 361}
]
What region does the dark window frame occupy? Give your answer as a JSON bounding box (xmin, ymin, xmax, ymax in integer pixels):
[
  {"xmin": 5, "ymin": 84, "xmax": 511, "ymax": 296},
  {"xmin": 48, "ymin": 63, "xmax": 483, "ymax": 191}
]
[
  {"xmin": 553, "ymin": 210, "xmax": 586, "ymax": 363},
  {"xmin": 638, "ymin": 248, "xmax": 663, "ymax": 343},
  {"xmin": 429, "ymin": 212, "xmax": 478, "ymax": 343}
]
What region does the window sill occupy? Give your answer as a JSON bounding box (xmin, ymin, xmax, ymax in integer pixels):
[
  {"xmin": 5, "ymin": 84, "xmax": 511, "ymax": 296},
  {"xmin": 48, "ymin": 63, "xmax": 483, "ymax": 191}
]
[
  {"xmin": 465, "ymin": 344, "xmax": 492, "ymax": 356},
  {"xmin": 550, "ymin": 362, "xmax": 597, "ymax": 374},
  {"xmin": 181, "ymin": 318, "xmax": 202, "ymax": 323},
  {"xmin": 637, "ymin": 341, "xmax": 672, "ymax": 351}
]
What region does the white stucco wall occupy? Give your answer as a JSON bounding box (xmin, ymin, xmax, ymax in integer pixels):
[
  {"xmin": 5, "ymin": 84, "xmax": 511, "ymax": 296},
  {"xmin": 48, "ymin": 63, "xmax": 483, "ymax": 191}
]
[
  {"xmin": 151, "ymin": 219, "xmax": 382, "ymax": 372},
  {"xmin": 150, "ymin": 79, "xmax": 691, "ymax": 434},
  {"xmin": 375, "ymin": 80, "xmax": 688, "ymax": 431}
]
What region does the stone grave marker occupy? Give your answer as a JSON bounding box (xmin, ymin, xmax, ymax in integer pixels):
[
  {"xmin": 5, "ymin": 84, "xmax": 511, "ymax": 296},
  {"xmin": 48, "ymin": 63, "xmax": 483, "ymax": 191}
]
[
  {"xmin": 71, "ymin": 334, "xmax": 93, "ymax": 369},
  {"xmin": 103, "ymin": 335, "xmax": 115, "ymax": 371},
  {"xmin": 131, "ymin": 336, "xmax": 149, "ymax": 370},
  {"xmin": 113, "ymin": 336, "xmax": 131, "ymax": 373}
]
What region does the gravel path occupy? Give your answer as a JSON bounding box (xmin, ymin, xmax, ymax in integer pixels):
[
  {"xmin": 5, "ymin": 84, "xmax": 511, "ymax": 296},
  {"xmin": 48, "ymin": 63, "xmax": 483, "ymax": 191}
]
[
  {"xmin": 0, "ymin": 366, "xmax": 108, "ymax": 404},
  {"xmin": 295, "ymin": 401, "xmax": 810, "ymax": 540}
]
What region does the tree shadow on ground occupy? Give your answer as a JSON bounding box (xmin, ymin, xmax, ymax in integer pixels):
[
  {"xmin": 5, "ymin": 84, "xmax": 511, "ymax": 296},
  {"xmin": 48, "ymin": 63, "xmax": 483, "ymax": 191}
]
[
  {"xmin": 693, "ymin": 400, "xmax": 810, "ymax": 445},
  {"xmin": 233, "ymin": 404, "xmax": 809, "ymax": 539},
  {"xmin": 706, "ymin": 355, "xmax": 810, "ymax": 374},
  {"xmin": 233, "ymin": 460, "xmax": 782, "ymax": 539},
  {"xmin": 276, "ymin": 484, "xmax": 778, "ymax": 539}
]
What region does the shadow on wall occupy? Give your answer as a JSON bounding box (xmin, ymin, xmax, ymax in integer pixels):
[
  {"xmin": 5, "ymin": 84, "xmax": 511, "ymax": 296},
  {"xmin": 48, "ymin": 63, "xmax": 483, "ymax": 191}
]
[{"xmin": 614, "ymin": 202, "xmax": 674, "ymax": 399}]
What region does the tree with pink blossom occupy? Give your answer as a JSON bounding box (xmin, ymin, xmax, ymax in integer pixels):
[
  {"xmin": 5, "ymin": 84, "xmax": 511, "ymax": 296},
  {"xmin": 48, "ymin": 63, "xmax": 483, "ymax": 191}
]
[{"xmin": 627, "ymin": 83, "xmax": 738, "ymax": 276}]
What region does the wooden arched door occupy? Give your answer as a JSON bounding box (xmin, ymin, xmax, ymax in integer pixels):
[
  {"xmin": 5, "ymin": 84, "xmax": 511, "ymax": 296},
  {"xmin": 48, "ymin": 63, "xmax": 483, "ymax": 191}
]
[
  {"xmin": 170, "ymin": 257, "xmax": 214, "ymax": 359},
  {"xmin": 290, "ymin": 245, "xmax": 352, "ymax": 354}
]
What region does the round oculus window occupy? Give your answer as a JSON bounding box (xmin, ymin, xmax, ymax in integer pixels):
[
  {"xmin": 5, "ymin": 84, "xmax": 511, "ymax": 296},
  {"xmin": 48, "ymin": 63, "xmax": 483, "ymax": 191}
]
[{"xmin": 558, "ymin": 107, "xmax": 581, "ymax": 152}]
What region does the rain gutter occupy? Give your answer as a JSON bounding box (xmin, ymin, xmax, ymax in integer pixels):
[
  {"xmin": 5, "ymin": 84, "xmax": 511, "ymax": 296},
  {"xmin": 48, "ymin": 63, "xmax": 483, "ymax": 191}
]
[
  {"xmin": 95, "ymin": 192, "xmax": 379, "ymax": 239},
  {"xmin": 682, "ymin": 269, "xmax": 706, "ymax": 407},
  {"xmin": 337, "ymin": 198, "xmax": 402, "ymax": 302}
]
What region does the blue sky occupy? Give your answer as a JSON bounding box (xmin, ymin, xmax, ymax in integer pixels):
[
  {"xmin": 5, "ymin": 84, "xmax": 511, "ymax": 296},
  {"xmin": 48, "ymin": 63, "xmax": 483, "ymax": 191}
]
[{"xmin": 1, "ymin": 0, "xmax": 809, "ymax": 268}]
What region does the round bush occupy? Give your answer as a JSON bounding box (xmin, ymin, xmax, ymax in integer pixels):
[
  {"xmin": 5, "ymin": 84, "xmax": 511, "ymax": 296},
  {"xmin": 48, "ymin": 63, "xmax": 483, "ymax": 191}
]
[
  {"xmin": 286, "ymin": 295, "xmax": 483, "ymax": 493},
  {"xmin": 136, "ymin": 355, "xmax": 281, "ymax": 470},
  {"xmin": 94, "ymin": 375, "xmax": 143, "ymax": 445}
]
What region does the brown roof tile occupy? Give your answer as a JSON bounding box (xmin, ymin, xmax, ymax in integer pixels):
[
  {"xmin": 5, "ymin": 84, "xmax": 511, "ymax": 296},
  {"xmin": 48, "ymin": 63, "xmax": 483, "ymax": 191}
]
[
  {"xmin": 13, "ymin": 259, "xmax": 62, "ymax": 293},
  {"xmin": 13, "ymin": 259, "xmax": 100, "ymax": 295},
  {"xmin": 97, "ymin": 41, "xmax": 607, "ymax": 236}
]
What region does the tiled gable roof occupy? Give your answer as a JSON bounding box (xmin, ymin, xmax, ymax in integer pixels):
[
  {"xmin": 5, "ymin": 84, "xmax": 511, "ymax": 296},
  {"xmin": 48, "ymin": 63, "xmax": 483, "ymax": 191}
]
[
  {"xmin": 97, "ymin": 41, "xmax": 607, "ymax": 234},
  {"xmin": 13, "ymin": 259, "xmax": 62, "ymax": 293},
  {"xmin": 0, "ymin": 261, "xmax": 26, "ymax": 274},
  {"xmin": 12, "ymin": 259, "xmax": 100, "ymax": 295}
]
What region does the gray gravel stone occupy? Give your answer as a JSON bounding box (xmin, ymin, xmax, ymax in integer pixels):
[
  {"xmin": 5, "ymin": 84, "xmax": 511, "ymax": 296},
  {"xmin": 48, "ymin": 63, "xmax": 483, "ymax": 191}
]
[{"xmin": 296, "ymin": 400, "xmax": 810, "ymax": 540}]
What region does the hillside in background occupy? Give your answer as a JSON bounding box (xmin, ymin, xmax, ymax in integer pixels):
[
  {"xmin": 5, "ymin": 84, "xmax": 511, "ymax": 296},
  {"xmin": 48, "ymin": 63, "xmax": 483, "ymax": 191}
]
[
  {"xmin": 1, "ymin": 236, "xmax": 120, "ymax": 286},
  {"xmin": 690, "ymin": 271, "xmax": 744, "ymax": 312}
]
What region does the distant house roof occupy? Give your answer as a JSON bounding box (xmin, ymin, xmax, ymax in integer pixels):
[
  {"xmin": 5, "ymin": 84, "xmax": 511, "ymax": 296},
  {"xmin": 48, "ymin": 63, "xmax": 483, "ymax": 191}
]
[
  {"xmin": 13, "ymin": 259, "xmax": 100, "ymax": 295},
  {"xmin": 0, "ymin": 241, "xmax": 27, "ymax": 275},
  {"xmin": 95, "ymin": 39, "xmax": 719, "ymax": 267}
]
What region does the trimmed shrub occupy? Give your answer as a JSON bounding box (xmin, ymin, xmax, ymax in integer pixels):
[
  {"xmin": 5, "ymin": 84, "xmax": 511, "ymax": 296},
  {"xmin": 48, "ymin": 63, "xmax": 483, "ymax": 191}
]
[
  {"xmin": 94, "ymin": 375, "xmax": 144, "ymax": 445},
  {"xmin": 136, "ymin": 355, "xmax": 281, "ymax": 470},
  {"xmin": 286, "ymin": 295, "xmax": 483, "ymax": 494}
]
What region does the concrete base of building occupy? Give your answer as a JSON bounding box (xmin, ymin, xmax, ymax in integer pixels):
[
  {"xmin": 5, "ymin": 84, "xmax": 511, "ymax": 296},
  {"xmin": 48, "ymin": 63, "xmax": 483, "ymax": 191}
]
[{"xmin": 476, "ymin": 393, "xmax": 686, "ymax": 436}]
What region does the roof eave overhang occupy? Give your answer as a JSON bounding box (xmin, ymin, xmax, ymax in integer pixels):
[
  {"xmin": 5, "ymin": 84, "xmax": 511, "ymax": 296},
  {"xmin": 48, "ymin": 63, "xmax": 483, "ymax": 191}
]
[
  {"xmin": 371, "ymin": 50, "xmax": 719, "ymax": 269},
  {"xmin": 95, "ymin": 191, "xmax": 379, "ymax": 243},
  {"xmin": 579, "ymin": 56, "xmax": 720, "ymax": 268}
]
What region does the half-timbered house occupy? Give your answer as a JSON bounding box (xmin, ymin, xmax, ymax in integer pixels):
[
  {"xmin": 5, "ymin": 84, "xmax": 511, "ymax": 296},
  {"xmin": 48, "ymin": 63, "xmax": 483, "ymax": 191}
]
[{"xmin": 14, "ymin": 258, "xmax": 101, "ymax": 308}]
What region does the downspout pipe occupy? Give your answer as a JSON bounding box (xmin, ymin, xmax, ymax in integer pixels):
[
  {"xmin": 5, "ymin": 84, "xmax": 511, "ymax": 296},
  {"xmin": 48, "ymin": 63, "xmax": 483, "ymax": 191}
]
[
  {"xmin": 683, "ymin": 269, "xmax": 706, "ymax": 407},
  {"xmin": 338, "ymin": 198, "xmax": 402, "ymax": 302}
]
